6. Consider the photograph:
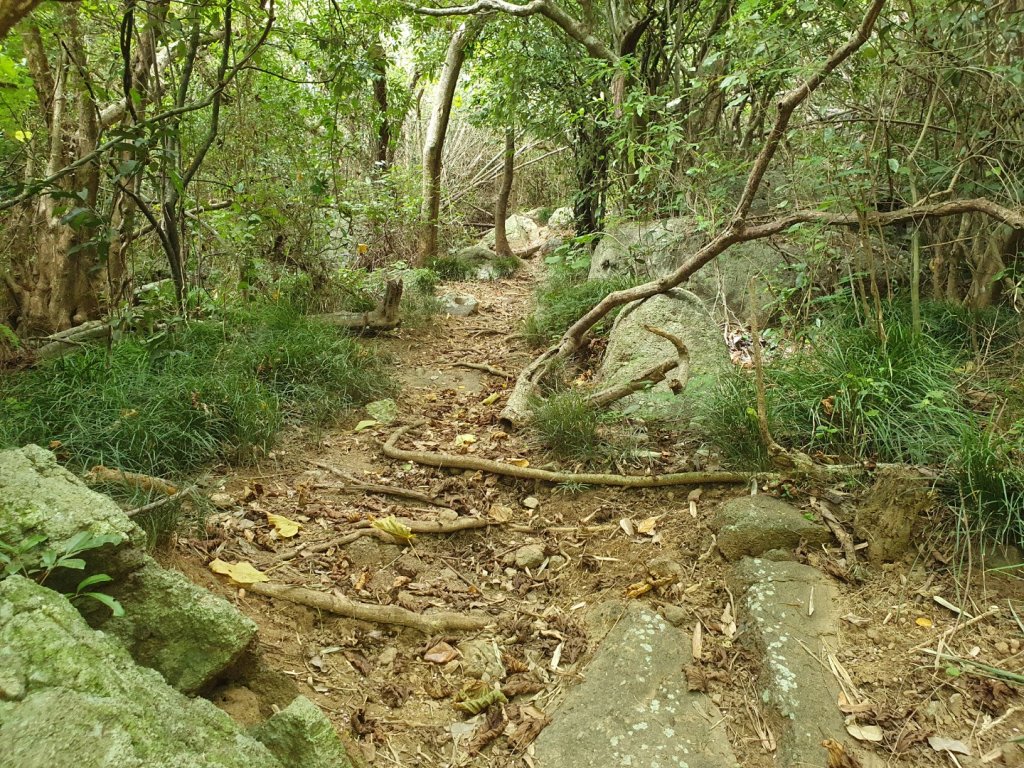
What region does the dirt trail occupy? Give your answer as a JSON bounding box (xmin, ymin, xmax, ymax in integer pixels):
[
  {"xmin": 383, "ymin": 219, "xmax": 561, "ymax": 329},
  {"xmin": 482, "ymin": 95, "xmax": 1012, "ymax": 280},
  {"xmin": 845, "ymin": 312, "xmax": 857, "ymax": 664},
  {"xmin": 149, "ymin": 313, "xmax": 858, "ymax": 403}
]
[{"xmin": 171, "ymin": 261, "xmax": 1024, "ymax": 768}]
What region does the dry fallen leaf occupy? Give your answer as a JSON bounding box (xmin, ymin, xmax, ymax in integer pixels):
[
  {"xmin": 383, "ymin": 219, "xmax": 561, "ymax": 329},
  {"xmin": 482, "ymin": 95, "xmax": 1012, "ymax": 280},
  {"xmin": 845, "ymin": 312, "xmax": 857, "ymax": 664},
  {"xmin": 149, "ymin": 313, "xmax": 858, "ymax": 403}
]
[
  {"xmin": 927, "ymin": 736, "xmax": 971, "ymax": 756},
  {"xmin": 371, "ymin": 515, "xmax": 415, "ymax": 542},
  {"xmin": 454, "ymin": 433, "xmax": 478, "ymax": 448},
  {"xmin": 209, "ymin": 558, "xmax": 269, "ymax": 584},
  {"xmin": 822, "ymin": 738, "xmax": 862, "ymax": 768},
  {"xmin": 619, "ymin": 518, "xmax": 636, "ymax": 537},
  {"xmin": 267, "ymin": 512, "xmax": 301, "ymax": 538},
  {"xmin": 424, "ymin": 641, "xmax": 460, "ymax": 664},
  {"xmin": 481, "ymin": 392, "xmax": 501, "ymax": 405},
  {"xmin": 915, "ymin": 616, "xmax": 933, "ymax": 628},
  {"xmin": 845, "ymin": 723, "xmax": 883, "ymax": 743},
  {"xmin": 637, "ymin": 516, "xmax": 659, "ymax": 535},
  {"xmin": 507, "ymin": 458, "xmax": 530, "ymax": 467}
]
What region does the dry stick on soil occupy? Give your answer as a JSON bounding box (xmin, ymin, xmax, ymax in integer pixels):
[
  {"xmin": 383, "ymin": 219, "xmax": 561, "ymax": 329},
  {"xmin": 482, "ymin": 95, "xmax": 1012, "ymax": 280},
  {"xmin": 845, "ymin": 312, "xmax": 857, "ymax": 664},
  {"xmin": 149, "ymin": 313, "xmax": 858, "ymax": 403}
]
[
  {"xmin": 125, "ymin": 485, "xmax": 197, "ymax": 518},
  {"xmin": 275, "ymin": 516, "xmax": 495, "ymax": 561},
  {"xmin": 383, "ymin": 421, "xmax": 754, "ymax": 487},
  {"xmin": 815, "ymin": 503, "xmax": 863, "ymax": 583},
  {"xmin": 453, "ymin": 361, "xmax": 515, "ymax": 379},
  {"xmin": 584, "ymin": 324, "xmax": 690, "ymax": 409},
  {"xmin": 498, "ymin": 0, "xmax": 890, "ymax": 427},
  {"xmin": 246, "ymin": 581, "xmax": 492, "ymax": 633},
  {"xmin": 310, "ymin": 460, "xmax": 451, "ymax": 508}
]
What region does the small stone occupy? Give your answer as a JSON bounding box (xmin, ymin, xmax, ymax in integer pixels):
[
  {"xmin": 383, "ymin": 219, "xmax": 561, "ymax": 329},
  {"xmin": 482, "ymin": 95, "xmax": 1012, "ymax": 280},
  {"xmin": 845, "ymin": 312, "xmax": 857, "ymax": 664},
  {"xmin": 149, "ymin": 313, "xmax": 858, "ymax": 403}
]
[
  {"xmin": 515, "ymin": 544, "xmax": 546, "ymax": 569},
  {"xmin": 377, "ymin": 647, "xmax": 397, "ymax": 666},
  {"xmin": 522, "ymin": 496, "xmax": 540, "ymax": 510},
  {"xmin": 995, "ymin": 640, "xmax": 1010, "ymax": 655},
  {"xmin": 1011, "ymin": 639, "xmax": 1021, "ymax": 653},
  {"xmin": 947, "ymin": 693, "xmax": 964, "ymax": 717},
  {"xmin": 647, "ymin": 556, "xmax": 684, "ymax": 582},
  {"xmin": 548, "ymin": 555, "xmax": 567, "ymax": 570},
  {"xmin": 210, "ymin": 492, "xmax": 235, "ymax": 509},
  {"xmin": 459, "ymin": 638, "xmax": 506, "ymax": 681},
  {"xmin": 365, "ymin": 399, "xmax": 398, "ymax": 425},
  {"xmin": 437, "ymin": 508, "xmax": 459, "ymax": 522},
  {"xmin": 660, "ymin": 604, "xmax": 688, "ymax": 627},
  {"xmin": 440, "ymin": 293, "xmax": 479, "ymax": 317}
]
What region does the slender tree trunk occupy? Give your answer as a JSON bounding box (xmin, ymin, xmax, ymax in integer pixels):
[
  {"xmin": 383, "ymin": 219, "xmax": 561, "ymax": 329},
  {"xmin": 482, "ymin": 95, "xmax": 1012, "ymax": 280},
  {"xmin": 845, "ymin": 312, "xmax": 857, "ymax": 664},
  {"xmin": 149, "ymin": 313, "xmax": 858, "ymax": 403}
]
[
  {"xmin": 417, "ymin": 17, "xmax": 486, "ymax": 264},
  {"xmin": 370, "ymin": 40, "xmax": 391, "ymax": 171},
  {"xmin": 493, "ymin": 127, "xmax": 515, "ymax": 258}
]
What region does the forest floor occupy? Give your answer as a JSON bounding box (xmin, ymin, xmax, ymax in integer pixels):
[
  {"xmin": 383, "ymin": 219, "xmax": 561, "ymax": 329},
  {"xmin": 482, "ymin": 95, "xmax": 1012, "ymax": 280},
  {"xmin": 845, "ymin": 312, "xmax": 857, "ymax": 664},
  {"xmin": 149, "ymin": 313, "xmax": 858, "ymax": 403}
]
[{"xmin": 168, "ymin": 260, "xmax": 1023, "ymax": 768}]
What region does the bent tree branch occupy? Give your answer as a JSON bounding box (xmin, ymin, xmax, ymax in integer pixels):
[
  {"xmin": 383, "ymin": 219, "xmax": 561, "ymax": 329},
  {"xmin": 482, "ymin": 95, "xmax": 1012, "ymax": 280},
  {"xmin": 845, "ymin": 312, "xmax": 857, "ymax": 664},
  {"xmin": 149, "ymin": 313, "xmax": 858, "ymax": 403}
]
[{"xmin": 500, "ymin": 0, "xmax": 898, "ymax": 426}]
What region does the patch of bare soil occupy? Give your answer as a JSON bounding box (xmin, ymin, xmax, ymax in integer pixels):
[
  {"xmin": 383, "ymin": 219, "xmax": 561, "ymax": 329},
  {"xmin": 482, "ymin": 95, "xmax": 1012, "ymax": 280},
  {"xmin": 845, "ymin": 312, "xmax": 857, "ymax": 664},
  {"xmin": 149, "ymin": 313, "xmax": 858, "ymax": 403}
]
[{"xmin": 168, "ymin": 261, "xmax": 1024, "ymax": 768}]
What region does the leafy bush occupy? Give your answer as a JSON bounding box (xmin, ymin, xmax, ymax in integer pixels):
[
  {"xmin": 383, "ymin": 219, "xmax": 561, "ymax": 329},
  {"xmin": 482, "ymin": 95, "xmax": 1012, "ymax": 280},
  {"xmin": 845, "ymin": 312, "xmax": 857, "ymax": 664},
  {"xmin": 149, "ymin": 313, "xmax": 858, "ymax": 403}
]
[
  {"xmin": 704, "ymin": 321, "xmax": 968, "ymax": 466},
  {"xmin": 0, "ymin": 304, "xmax": 394, "ymax": 477}
]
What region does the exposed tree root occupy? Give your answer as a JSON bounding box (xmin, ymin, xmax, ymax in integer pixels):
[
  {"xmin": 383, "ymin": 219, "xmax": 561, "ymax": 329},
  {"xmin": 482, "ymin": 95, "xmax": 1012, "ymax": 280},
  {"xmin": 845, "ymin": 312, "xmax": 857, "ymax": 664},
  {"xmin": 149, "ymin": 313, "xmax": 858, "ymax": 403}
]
[
  {"xmin": 383, "ymin": 421, "xmax": 754, "ymax": 487},
  {"xmin": 247, "ymin": 581, "xmax": 493, "ymax": 633},
  {"xmin": 453, "ymin": 361, "xmax": 514, "ymax": 379},
  {"xmin": 84, "ymin": 465, "xmax": 179, "ymax": 496},
  {"xmin": 314, "ymin": 279, "xmax": 403, "ymax": 331},
  {"xmin": 585, "ymin": 324, "xmax": 690, "ymax": 409},
  {"xmin": 311, "ymin": 460, "xmax": 452, "ymax": 508},
  {"xmin": 276, "ymin": 516, "xmax": 495, "ymax": 561}
]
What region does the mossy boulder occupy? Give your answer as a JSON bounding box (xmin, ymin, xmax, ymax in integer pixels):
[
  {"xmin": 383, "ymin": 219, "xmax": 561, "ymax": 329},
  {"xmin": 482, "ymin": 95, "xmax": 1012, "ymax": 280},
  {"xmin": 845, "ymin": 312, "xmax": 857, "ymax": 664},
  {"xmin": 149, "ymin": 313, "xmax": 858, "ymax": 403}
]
[
  {"xmin": 101, "ymin": 558, "xmax": 258, "ymax": 694},
  {"xmin": 712, "ymin": 496, "xmax": 832, "ymax": 561},
  {"xmin": 250, "ymin": 696, "xmax": 354, "ymax": 768},
  {"xmin": 0, "ymin": 576, "xmax": 282, "ymax": 768}
]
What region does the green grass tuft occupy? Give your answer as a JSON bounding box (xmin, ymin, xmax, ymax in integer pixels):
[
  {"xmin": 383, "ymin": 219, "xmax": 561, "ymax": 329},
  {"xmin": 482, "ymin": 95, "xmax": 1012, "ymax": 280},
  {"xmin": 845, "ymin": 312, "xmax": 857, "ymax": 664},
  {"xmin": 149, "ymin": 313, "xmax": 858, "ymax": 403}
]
[
  {"xmin": 955, "ymin": 421, "xmax": 1024, "ymax": 546},
  {"xmin": 524, "ymin": 272, "xmax": 636, "ymax": 347},
  {"xmin": 530, "ymin": 391, "xmax": 607, "ymax": 461},
  {"xmin": 427, "ymin": 254, "xmax": 475, "ymax": 281}
]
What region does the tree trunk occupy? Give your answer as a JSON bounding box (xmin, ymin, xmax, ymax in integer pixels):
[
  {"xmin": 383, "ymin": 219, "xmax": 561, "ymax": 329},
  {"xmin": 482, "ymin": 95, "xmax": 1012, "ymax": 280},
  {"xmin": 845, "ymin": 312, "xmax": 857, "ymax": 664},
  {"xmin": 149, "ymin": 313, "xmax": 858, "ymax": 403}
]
[
  {"xmin": 492, "ymin": 127, "xmax": 515, "ymax": 258},
  {"xmin": 0, "ymin": 0, "xmax": 44, "ymax": 40},
  {"xmin": 370, "ymin": 40, "xmax": 392, "ymax": 171},
  {"xmin": 416, "ymin": 17, "xmax": 486, "ymax": 265}
]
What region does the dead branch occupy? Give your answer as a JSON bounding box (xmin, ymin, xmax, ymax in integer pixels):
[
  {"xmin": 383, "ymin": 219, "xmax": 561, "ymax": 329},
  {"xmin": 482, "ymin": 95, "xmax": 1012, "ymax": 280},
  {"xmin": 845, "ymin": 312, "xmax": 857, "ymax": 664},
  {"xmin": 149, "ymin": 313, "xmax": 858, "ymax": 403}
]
[
  {"xmin": 276, "ymin": 516, "xmax": 495, "ymax": 561},
  {"xmin": 31, "ymin": 321, "xmax": 109, "ymax": 360},
  {"xmin": 310, "ymin": 460, "xmax": 450, "ymax": 508},
  {"xmin": 453, "ymin": 362, "xmax": 514, "ymax": 379},
  {"xmin": 584, "ymin": 358, "xmax": 678, "ymax": 409},
  {"xmin": 125, "ymin": 484, "xmax": 197, "ymax": 518},
  {"xmin": 814, "ymin": 502, "xmax": 863, "ymax": 583},
  {"xmin": 84, "ymin": 465, "xmax": 178, "ymax": 496},
  {"xmin": 314, "ymin": 279, "xmax": 403, "ymax": 331},
  {"xmin": 498, "ymin": 0, "xmax": 889, "ymax": 427},
  {"xmin": 247, "ymin": 581, "xmax": 492, "ymax": 633},
  {"xmin": 383, "ymin": 421, "xmax": 754, "ymax": 487}
]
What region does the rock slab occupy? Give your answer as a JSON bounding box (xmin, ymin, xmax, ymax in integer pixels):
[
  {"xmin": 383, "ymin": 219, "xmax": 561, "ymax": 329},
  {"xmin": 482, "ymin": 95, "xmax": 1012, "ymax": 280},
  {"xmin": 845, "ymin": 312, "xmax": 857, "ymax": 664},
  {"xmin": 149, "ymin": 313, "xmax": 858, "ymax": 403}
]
[
  {"xmin": 533, "ymin": 605, "xmax": 738, "ymax": 768},
  {"xmin": 249, "ymin": 696, "xmax": 353, "ymax": 768},
  {"xmin": 0, "ymin": 575, "xmax": 281, "ymax": 768},
  {"xmin": 730, "ymin": 559, "xmax": 844, "ymax": 768},
  {"xmin": 712, "ymin": 495, "xmax": 832, "ymax": 561}
]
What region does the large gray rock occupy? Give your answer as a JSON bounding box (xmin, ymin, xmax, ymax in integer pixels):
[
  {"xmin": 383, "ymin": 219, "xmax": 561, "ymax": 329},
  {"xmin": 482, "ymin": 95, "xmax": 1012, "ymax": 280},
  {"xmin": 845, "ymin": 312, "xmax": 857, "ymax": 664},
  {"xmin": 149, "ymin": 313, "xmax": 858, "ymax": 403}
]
[
  {"xmin": 0, "ymin": 575, "xmax": 282, "ymax": 768},
  {"xmin": 546, "ymin": 207, "xmax": 574, "ymax": 232},
  {"xmin": 249, "ymin": 696, "xmax": 354, "ymax": 768},
  {"xmin": 534, "ymin": 605, "xmax": 738, "ymax": 768},
  {"xmin": 712, "ymin": 495, "xmax": 832, "ymax": 561},
  {"xmin": 0, "ymin": 445, "xmax": 147, "ymax": 584},
  {"xmin": 101, "ymin": 558, "xmax": 258, "ymax": 694},
  {"xmin": 598, "ymin": 289, "xmax": 730, "ymax": 410},
  {"xmin": 482, "ymin": 214, "xmax": 543, "ymax": 256},
  {"xmin": 0, "ymin": 446, "xmax": 257, "ymax": 694},
  {"xmin": 588, "ymin": 219, "xmax": 792, "ymax": 320},
  {"xmin": 730, "ymin": 559, "xmax": 845, "ymax": 768}
]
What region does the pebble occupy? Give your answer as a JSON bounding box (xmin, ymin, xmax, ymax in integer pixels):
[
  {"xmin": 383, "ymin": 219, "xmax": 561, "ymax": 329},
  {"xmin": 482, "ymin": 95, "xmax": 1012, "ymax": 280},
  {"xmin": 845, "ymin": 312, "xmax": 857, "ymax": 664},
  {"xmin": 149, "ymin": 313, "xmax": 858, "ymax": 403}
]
[
  {"xmin": 522, "ymin": 496, "xmax": 540, "ymax": 510},
  {"xmin": 661, "ymin": 604, "xmax": 688, "ymax": 627},
  {"xmin": 515, "ymin": 544, "xmax": 546, "ymax": 569},
  {"xmin": 995, "ymin": 640, "xmax": 1010, "ymax": 655},
  {"xmin": 378, "ymin": 647, "xmax": 397, "ymax": 666},
  {"xmin": 437, "ymin": 508, "xmax": 459, "ymax": 522}
]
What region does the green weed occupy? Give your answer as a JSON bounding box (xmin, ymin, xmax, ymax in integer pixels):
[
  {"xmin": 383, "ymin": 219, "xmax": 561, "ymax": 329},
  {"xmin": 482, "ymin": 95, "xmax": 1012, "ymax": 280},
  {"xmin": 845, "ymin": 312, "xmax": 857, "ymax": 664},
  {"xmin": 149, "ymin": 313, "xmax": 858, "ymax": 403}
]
[
  {"xmin": 524, "ymin": 273, "xmax": 636, "ymax": 347},
  {"xmin": 531, "ymin": 391, "xmax": 607, "ymax": 461},
  {"xmin": 427, "ymin": 254, "xmax": 475, "ymax": 281},
  {"xmin": 955, "ymin": 421, "xmax": 1024, "ymax": 546}
]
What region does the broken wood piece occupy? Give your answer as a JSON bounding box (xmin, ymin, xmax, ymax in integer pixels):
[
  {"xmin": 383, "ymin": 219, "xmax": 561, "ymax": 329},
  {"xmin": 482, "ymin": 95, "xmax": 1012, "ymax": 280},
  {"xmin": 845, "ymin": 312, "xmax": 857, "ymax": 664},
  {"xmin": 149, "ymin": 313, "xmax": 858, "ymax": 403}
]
[
  {"xmin": 383, "ymin": 421, "xmax": 755, "ymax": 488},
  {"xmin": 453, "ymin": 362, "xmax": 514, "ymax": 379},
  {"xmin": 814, "ymin": 501, "xmax": 863, "ymax": 583},
  {"xmin": 246, "ymin": 581, "xmax": 492, "ymax": 633},
  {"xmin": 84, "ymin": 465, "xmax": 178, "ymax": 496},
  {"xmin": 584, "ymin": 357, "xmax": 678, "ymax": 409},
  {"xmin": 310, "ymin": 460, "xmax": 450, "ymax": 508},
  {"xmin": 313, "ymin": 278, "xmax": 403, "ymax": 331},
  {"xmin": 125, "ymin": 484, "xmax": 197, "ymax": 517}
]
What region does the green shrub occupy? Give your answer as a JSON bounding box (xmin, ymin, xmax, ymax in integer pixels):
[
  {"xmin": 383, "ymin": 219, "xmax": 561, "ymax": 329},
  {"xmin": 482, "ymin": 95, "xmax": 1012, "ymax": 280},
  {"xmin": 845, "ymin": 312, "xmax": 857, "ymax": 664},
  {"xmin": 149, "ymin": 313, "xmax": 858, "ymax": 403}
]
[
  {"xmin": 427, "ymin": 254, "xmax": 475, "ymax": 281},
  {"xmin": 0, "ymin": 305, "xmax": 394, "ymax": 477},
  {"xmin": 704, "ymin": 321, "xmax": 968, "ymax": 466}
]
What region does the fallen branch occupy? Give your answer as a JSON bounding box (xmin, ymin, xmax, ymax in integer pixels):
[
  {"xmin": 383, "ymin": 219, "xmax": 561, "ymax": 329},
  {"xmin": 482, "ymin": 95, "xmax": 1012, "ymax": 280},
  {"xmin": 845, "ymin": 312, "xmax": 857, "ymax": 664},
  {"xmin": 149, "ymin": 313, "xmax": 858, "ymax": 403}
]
[
  {"xmin": 584, "ymin": 324, "xmax": 690, "ymax": 409},
  {"xmin": 453, "ymin": 362, "xmax": 514, "ymax": 379},
  {"xmin": 314, "ymin": 279, "xmax": 403, "ymax": 331},
  {"xmin": 31, "ymin": 321, "xmax": 109, "ymax": 360},
  {"xmin": 247, "ymin": 581, "xmax": 492, "ymax": 633},
  {"xmin": 126, "ymin": 484, "xmax": 197, "ymax": 518},
  {"xmin": 84, "ymin": 465, "xmax": 178, "ymax": 496},
  {"xmin": 311, "ymin": 460, "xmax": 450, "ymax": 508},
  {"xmin": 815, "ymin": 503, "xmax": 863, "ymax": 583},
  {"xmin": 275, "ymin": 516, "xmax": 495, "ymax": 561},
  {"xmin": 383, "ymin": 421, "xmax": 753, "ymax": 487}
]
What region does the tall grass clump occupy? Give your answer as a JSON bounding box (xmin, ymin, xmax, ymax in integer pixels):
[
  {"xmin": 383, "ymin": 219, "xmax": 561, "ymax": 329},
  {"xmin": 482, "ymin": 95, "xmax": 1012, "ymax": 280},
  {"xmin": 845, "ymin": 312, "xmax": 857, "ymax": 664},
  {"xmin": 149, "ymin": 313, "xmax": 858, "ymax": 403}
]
[
  {"xmin": 524, "ymin": 270, "xmax": 636, "ymax": 347},
  {"xmin": 955, "ymin": 421, "xmax": 1024, "ymax": 546},
  {"xmin": 531, "ymin": 391, "xmax": 608, "ymax": 461},
  {"xmin": 705, "ymin": 321, "xmax": 968, "ymax": 467},
  {"xmin": 0, "ymin": 304, "xmax": 394, "ymax": 477}
]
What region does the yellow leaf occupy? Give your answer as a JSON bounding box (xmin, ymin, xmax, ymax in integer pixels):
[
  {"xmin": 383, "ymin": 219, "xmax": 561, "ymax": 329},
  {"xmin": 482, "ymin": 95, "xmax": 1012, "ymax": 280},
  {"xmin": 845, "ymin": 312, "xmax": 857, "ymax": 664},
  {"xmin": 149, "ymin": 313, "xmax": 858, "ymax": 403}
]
[
  {"xmin": 508, "ymin": 458, "xmax": 529, "ymax": 467},
  {"xmin": 915, "ymin": 616, "xmax": 933, "ymax": 628},
  {"xmin": 14, "ymin": 130, "xmax": 32, "ymax": 142},
  {"xmin": 481, "ymin": 392, "xmax": 500, "ymax": 405},
  {"xmin": 356, "ymin": 243, "xmax": 369, "ymax": 255},
  {"xmin": 209, "ymin": 558, "xmax": 269, "ymax": 584},
  {"xmin": 354, "ymin": 419, "xmax": 379, "ymax": 432},
  {"xmin": 267, "ymin": 512, "xmax": 301, "ymax": 538},
  {"xmin": 454, "ymin": 433, "xmax": 478, "ymax": 448},
  {"xmin": 371, "ymin": 515, "xmax": 415, "ymax": 542}
]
